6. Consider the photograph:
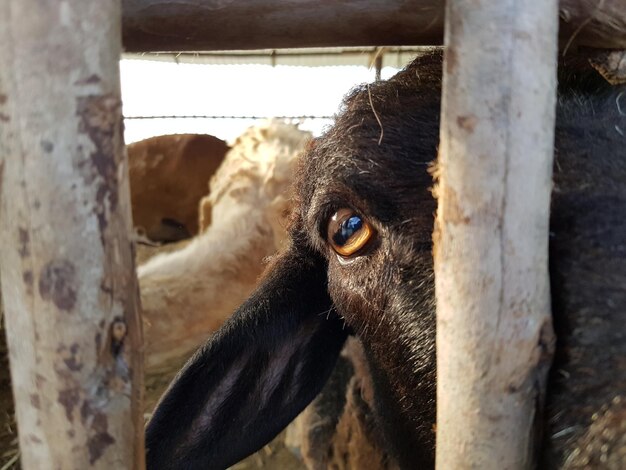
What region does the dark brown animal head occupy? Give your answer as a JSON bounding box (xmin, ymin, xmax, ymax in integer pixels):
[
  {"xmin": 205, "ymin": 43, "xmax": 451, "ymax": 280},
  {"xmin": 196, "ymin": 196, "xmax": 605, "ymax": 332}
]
[
  {"xmin": 145, "ymin": 52, "xmax": 442, "ymax": 470},
  {"xmin": 145, "ymin": 50, "xmax": 626, "ymax": 470},
  {"xmin": 289, "ymin": 51, "xmax": 443, "ymax": 467}
]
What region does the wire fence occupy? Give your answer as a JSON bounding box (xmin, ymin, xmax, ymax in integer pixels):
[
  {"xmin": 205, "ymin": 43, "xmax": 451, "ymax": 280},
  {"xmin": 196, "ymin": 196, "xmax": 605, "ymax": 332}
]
[
  {"xmin": 122, "ymin": 115, "xmax": 335, "ymax": 144},
  {"xmin": 124, "ymin": 114, "xmax": 335, "ymax": 120}
]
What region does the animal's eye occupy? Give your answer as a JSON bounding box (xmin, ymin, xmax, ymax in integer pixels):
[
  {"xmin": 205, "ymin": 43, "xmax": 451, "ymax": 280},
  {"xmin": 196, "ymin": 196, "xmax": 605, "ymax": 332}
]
[{"xmin": 327, "ymin": 208, "xmax": 374, "ymax": 257}]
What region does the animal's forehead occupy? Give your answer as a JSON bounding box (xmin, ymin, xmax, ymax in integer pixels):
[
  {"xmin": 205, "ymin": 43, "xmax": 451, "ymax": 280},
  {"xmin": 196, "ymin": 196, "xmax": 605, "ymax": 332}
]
[
  {"xmin": 292, "ymin": 51, "xmax": 444, "ymax": 234},
  {"xmin": 297, "ymin": 114, "xmax": 439, "ymax": 214},
  {"xmin": 293, "ymin": 132, "xmax": 438, "ymax": 245}
]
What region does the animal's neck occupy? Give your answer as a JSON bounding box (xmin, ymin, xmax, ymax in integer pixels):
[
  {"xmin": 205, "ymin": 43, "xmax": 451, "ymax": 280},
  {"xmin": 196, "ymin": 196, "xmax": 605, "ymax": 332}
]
[{"xmin": 362, "ymin": 336, "xmax": 436, "ymax": 469}]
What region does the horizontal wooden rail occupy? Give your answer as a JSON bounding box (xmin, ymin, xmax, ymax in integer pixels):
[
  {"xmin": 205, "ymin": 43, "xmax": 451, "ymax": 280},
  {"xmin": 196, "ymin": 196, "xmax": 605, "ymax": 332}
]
[
  {"xmin": 122, "ymin": 0, "xmax": 443, "ymax": 52},
  {"xmin": 122, "ymin": 0, "xmax": 626, "ymax": 52}
]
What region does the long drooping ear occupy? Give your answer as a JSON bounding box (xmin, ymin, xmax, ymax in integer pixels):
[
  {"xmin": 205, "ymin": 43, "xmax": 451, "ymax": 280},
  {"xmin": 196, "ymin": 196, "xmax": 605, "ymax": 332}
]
[{"xmin": 145, "ymin": 244, "xmax": 348, "ymax": 470}]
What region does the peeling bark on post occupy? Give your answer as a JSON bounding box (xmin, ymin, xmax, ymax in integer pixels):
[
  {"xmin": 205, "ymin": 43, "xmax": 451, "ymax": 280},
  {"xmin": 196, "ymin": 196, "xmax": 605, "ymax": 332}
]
[
  {"xmin": 0, "ymin": 1, "xmax": 144, "ymax": 469},
  {"xmin": 435, "ymin": 2, "xmax": 557, "ymax": 469}
]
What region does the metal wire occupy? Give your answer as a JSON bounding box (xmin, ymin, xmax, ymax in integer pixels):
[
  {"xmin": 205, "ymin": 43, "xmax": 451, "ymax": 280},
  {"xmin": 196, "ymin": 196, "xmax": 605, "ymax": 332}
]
[{"xmin": 123, "ymin": 114, "xmax": 334, "ymax": 120}]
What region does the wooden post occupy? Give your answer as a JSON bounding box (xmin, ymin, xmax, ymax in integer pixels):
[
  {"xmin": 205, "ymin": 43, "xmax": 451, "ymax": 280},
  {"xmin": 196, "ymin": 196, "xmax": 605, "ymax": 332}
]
[
  {"xmin": 0, "ymin": 1, "xmax": 144, "ymax": 469},
  {"xmin": 435, "ymin": 1, "xmax": 557, "ymax": 469}
]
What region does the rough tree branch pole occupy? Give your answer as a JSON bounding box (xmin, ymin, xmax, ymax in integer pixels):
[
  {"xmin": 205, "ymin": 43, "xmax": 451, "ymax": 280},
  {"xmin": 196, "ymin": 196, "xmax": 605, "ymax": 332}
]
[
  {"xmin": 0, "ymin": 1, "xmax": 144, "ymax": 468},
  {"xmin": 434, "ymin": 1, "xmax": 558, "ymax": 469}
]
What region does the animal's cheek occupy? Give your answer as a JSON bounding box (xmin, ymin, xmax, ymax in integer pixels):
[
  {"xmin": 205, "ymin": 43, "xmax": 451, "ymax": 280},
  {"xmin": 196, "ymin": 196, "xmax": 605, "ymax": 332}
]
[{"xmin": 326, "ymin": 263, "xmax": 390, "ymax": 334}]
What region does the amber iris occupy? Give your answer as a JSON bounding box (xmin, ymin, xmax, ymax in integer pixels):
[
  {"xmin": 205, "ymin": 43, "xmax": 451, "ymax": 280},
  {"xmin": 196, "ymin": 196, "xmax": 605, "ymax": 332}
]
[{"xmin": 327, "ymin": 208, "xmax": 374, "ymax": 257}]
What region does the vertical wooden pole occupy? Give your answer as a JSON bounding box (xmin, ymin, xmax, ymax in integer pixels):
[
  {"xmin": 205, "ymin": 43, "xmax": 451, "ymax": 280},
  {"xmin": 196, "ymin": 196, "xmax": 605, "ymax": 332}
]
[
  {"xmin": 0, "ymin": 1, "xmax": 144, "ymax": 469},
  {"xmin": 435, "ymin": 1, "xmax": 557, "ymax": 469}
]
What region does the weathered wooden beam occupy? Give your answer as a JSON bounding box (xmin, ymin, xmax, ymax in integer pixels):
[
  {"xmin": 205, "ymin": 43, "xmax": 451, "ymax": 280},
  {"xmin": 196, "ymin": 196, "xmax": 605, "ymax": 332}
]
[
  {"xmin": 0, "ymin": 1, "xmax": 145, "ymax": 468},
  {"xmin": 435, "ymin": 1, "xmax": 557, "ymax": 469},
  {"xmin": 122, "ymin": 0, "xmax": 445, "ymax": 52},
  {"xmin": 121, "ymin": 0, "xmax": 626, "ymax": 52}
]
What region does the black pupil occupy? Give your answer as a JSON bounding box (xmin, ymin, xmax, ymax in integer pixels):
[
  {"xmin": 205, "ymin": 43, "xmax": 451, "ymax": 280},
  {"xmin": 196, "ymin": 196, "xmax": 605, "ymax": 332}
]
[{"xmin": 333, "ymin": 215, "xmax": 363, "ymax": 246}]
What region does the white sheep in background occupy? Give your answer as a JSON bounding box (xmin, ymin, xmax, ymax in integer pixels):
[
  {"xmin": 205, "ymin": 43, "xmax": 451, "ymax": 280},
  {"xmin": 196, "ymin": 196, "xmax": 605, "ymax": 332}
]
[{"xmin": 138, "ymin": 120, "xmax": 311, "ymax": 385}]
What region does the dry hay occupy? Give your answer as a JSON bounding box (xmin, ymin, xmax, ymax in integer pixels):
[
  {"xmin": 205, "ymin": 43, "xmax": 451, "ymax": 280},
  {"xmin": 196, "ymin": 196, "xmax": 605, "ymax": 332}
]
[{"xmin": 0, "ymin": 295, "xmax": 20, "ymax": 470}]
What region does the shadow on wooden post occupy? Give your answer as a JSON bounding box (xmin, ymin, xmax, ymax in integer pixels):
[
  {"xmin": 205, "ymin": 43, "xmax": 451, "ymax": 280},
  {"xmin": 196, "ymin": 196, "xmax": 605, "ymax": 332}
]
[{"xmin": 0, "ymin": 1, "xmax": 144, "ymax": 468}]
